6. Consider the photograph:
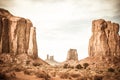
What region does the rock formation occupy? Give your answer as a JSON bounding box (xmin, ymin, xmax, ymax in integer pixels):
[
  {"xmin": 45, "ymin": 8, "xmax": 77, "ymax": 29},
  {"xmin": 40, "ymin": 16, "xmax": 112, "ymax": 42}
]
[
  {"xmin": 67, "ymin": 49, "xmax": 78, "ymax": 61},
  {"xmin": 45, "ymin": 54, "xmax": 59, "ymax": 66},
  {"xmin": 0, "ymin": 8, "xmax": 38, "ymax": 59},
  {"xmin": 88, "ymin": 19, "xmax": 120, "ymax": 57},
  {"xmin": 46, "ymin": 55, "xmax": 54, "ymax": 61}
]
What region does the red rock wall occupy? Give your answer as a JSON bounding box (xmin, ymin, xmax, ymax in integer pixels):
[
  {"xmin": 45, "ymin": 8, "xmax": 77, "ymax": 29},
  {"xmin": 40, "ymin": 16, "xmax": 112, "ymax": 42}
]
[
  {"xmin": 0, "ymin": 8, "xmax": 38, "ymax": 58},
  {"xmin": 89, "ymin": 19, "xmax": 120, "ymax": 57}
]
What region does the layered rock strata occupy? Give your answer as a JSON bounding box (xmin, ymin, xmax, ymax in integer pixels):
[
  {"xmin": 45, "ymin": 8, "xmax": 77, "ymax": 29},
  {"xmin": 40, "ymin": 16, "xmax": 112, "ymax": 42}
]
[
  {"xmin": 0, "ymin": 8, "xmax": 38, "ymax": 58},
  {"xmin": 88, "ymin": 19, "xmax": 120, "ymax": 57},
  {"xmin": 67, "ymin": 49, "xmax": 78, "ymax": 61}
]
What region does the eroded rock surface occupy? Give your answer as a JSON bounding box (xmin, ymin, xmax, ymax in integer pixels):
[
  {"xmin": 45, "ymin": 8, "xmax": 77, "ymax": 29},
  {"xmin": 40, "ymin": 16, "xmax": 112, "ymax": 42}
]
[
  {"xmin": 67, "ymin": 49, "xmax": 78, "ymax": 61},
  {"xmin": 88, "ymin": 19, "xmax": 120, "ymax": 57},
  {"xmin": 0, "ymin": 8, "xmax": 38, "ymax": 58}
]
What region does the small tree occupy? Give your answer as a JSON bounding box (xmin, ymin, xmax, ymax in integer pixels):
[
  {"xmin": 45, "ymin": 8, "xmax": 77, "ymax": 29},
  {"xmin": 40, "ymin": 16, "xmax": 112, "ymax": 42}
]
[{"xmin": 83, "ymin": 63, "xmax": 89, "ymax": 69}]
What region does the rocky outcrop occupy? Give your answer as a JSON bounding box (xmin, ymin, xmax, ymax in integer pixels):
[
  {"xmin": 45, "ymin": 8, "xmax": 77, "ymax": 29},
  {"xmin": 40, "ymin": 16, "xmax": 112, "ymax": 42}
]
[
  {"xmin": 67, "ymin": 49, "xmax": 78, "ymax": 61},
  {"xmin": 45, "ymin": 54, "xmax": 59, "ymax": 66},
  {"xmin": 88, "ymin": 19, "xmax": 120, "ymax": 57},
  {"xmin": 0, "ymin": 8, "xmax": 38, "ymax": 58}
]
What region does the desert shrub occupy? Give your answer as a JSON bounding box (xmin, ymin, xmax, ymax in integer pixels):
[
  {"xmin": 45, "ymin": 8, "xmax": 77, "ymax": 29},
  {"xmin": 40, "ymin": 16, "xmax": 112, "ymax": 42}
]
[
  {"xmin": 70, "ymin": 73, "xmax": 80, "ymax": 78},
  {"xmin": 36, "ymin": 71, "xmax": 50, "ymax": 80},
  {"xmin": 83, "ymin": 63, "xmax": 89, "ymax": 69},
  {"xmin": 0, "ymin": 60, "xmax": 3, "ymax": 64},
  {"xmin": 75, "ymin": 64, "xmax": 83, "ymax": 69},
  {"xmin": 49, "ymin": 71, "xmax": 56, "ymax": 77},
  {"xmin": 118, "ymin": 69, "xmax": 120, "ymax": 72},
  {"xmin": 108, "ymin": 68, "xmax": 115, "ymax": 72},
  {"xmin": 63, "ymin": 63, "xmax": 69, "ymax": 69},
  {"xmin": 0, "ymin": 72, "xmax": 16, "ymax": 80},
  {"xmin": 63, "ymin": 63, "xmax": 74, "ymax": 69},
  {"xmin": 33, "ymin": 62, "xmax": 41, "ymax": 67},
  {"xmin": 76, "ymin": 77, "xmax": 87, "ymax": 80},
  {"xmin": 26, "ymin": 60, "xmax": 31, "ymax": 65},
  {"xmin": 116, "ymin": 68, "xmax": 120, "ymax": 72},
  {"xmin": 60, "ymin": 72, "xmax": 70, "ymax": 79},
  {"xmin": 93, "ymin": 75, "xmax": 103, "ymax": 80},
  {"xmin": 0, "ymin": 73, "xmax": 6, "ymax": 80},
  {"xmin": 14, "ymin": 67, "xmax": 21, "ymax": 72},
  {"xmin": 69, "ymin": 66, "xmax": 74, "ymax": 69},
  {"xmin": 24, "ymin": 70, "xmax": 32, "ymax": 75}
]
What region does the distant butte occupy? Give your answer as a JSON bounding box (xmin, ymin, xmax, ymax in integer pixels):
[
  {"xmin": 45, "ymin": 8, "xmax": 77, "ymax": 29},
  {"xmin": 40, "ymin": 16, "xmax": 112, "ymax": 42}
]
[{"xmin": 67, "ymin": 49, "xmax": 78, "ymax": 61}]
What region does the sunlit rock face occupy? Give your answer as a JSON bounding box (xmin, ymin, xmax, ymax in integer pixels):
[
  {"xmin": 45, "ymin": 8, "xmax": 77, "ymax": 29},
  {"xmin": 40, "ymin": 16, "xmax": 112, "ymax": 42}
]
[
  {"xmin": 89, "ymin": 19, "xmax": 120, "ymax": 57},
  {"xmin": 0, "ymin": 8, "xmax": 38, "ymax": 58},
  {"xmin": 67, "ymin": 49, "xmax": 78, "ymax": 61}
]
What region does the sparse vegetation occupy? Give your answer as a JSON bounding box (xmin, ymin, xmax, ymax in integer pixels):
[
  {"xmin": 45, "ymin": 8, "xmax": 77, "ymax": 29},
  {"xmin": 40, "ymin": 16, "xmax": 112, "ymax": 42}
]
[
  {"xmin": 83, "ymin": 63, "xmax": 89, "ymax": 69},
  {"xmin": 26, "ymin": 60, "xmax": 31, "ymax": 65},
  {"xmin": 36, "ymin": 71, "xmax": 50, "ymax": 80},
  {"xmin": 14, "ymin": 67, "xmax": 21, "ymax": 72},
  {"xmin": 63, "ymin": 63, "xmax": 69, "ymax": 69},
  {"xmin": 75, "ymin": 64, "xmax": 83, "ymax": 69},
  {"xmin": 33, "ymin": 62, "xmax": 41, "ymax": 67},
  {"xmin": 93, "ymin": 75, "xmax": 103, "ymax": 80},
  {"xmin": 70, "ymin": 73, "xmax": 81, "ymax": 78},
  {"xmin": 24, "ymin": 70, "xmax": 33, "ymax": 75},
  {"xmin": 118, "ymin": 69, "xmax": 120, "ymax": 72},
  {"xmin": 0, "ymin": 73, "xmax": 7, "ymax": 80},
  {"xmin": 59, "ymin": 72, "xmax": 70, "ymax": 79},
  {"xmin": 108, "ymin": 68, "xmax": 115, "ymax": 72}
]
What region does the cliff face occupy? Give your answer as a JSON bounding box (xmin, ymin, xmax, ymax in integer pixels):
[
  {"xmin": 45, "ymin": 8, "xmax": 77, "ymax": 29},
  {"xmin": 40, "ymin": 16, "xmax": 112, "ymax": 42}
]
[
  {"xmin": 67, "ymin": 49, "xmax": 78, "ymax": 61},
  {"xmin": 0, "ymin": 8, "xmax": 38, "ymax": 58},
  {"xmin": 88, "ymin": 19, "xmax": 120, "ymax": 57}
]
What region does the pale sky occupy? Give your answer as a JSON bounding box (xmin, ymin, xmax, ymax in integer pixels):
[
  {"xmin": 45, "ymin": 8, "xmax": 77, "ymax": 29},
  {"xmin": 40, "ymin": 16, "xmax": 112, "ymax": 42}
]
[{"xmin": 0, "ymin": 0, "xmax": 120, "ymax": 62}]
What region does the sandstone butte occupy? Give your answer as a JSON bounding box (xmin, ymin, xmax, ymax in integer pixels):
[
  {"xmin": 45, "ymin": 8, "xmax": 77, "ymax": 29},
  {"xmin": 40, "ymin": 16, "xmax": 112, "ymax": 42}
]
[
  {"xmin": 0, "ymin": 8, "xmax": 38, "ymax": 58},
  {"xmin": 88, "ymin": 19, "xmax": 120, "ymax": 57},
  {"xmin": 67, "ymin": 49, "xmax": 78, "ymax": 61},
  {"xmin": 0, "ymin": 8, "xmax": 48, "ymax": 65}
]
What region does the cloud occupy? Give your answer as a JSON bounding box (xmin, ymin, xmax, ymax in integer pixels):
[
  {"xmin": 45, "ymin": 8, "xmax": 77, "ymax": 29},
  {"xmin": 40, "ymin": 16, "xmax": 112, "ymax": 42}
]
[{"xmin": 0, "ymin": 0, "xmax": 14, "ymax": 7}]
